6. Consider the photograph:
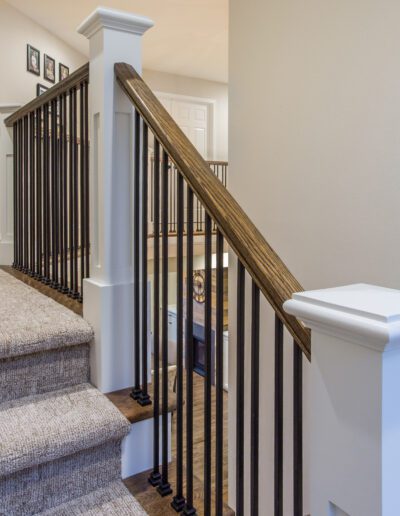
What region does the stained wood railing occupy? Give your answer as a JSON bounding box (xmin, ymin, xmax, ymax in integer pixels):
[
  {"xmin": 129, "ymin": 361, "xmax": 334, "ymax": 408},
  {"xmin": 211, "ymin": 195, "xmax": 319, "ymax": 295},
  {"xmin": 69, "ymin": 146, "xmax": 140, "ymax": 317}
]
[
  {"xmin": 116, "ymin": 61, "xmax": 309, "ymax": 516},
  {"xmin": 4, "ymin": 64, "xmax": 90, "ymax": 300}
]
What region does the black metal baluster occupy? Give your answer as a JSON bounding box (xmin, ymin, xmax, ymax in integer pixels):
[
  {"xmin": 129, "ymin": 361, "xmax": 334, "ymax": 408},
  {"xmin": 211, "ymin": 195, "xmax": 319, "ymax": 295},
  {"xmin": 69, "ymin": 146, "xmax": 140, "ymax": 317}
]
[
  {"xmin": 236, "ymin": 260, "xmax": 245, "ymax": 516},
  {"xmin": 68, "ymin": 91, "xmax": 74, "ymax": 294},
  {"xmin": 215, "ymin": 228, "xmax": 224, "ymax": 516},
  {"xmin": 149, "ymin": 139, "xmax": 162, "ymax": 487},
  {"xmin": 29, "ymin": 111, "xmax": 35, "ymax": 275},
  {"xmin": 84, "ymin": 81, "xmax": 90, "ymax": 281},
  {"xmin": 140, "ymin": 122, "xmax": 151, "ymax": 406},
  {"xmin": 58, "ymin": 94, "xmax": 65, "ymax": 290},
  {"xmin": 293, "ymin": 340, "xmax": 303, "ymax": 516},
  {"xmin": 204, "ymin": 213, "xmax": 212, "ymax": 515},
  {"xmin": 131, "ymin": 110, "xmax": 142, "ymax": 401},
  {"xmin": 251, "ymin": 281, "xmax": 260, "ymax": 516},
  {"xmin": 158, "ymin": 149, "xmax": 172, "ymax": 497},
  {"xmin": 183, "ymin": 188, "xmax": 196, "ymax": 516},
  {"xmin": 171, "ymin": 170, "xmax": 185, "ymax": 511},
  {"xmin": 36, "ymin": 107, "xmax": 42, "ymax": 279},
  {"xmin": 275, "ymin": 315, "xmax": 284, "ymax": 516},
  {"xmin": 51, "ymin": 98, "xmax": 59, "ymax": 287},
  {"xmin": 12, "ymin": 123, "xmax": 18, "ymax": 269},
  {"xmin": 43, "ymin": 104, "xmax": 50, "ymax": 283},
  {"xmin": 18, "ymin": 119, "xmax": 23, "ymax": 270},
  {"xmin": 80, "ymin": 83, "xmax": 85, "ymax": 299},
  {"xmin": 23, "ymin": 115, "xmax": 28, "ymax": 272},
  {"xmin": 61, "ymin": 94, "xmax": 68, "ymax": 292},
  {"xmin": 72, "ymin": 88, "xmax": 79, "ymax": 297}
]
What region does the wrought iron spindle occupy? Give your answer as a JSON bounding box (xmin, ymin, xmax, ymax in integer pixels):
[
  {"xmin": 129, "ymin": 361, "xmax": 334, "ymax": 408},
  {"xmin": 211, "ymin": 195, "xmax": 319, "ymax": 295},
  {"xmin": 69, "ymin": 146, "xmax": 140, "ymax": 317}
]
[
  {"xmin": 68, "ymin": 91, "xmax": 74, "ymax": 294},
  {"xmin": 275, "ymin": 315, "xmax": 284, "ymax": 516},
  {"xmin": 236, "ymin": 260, "xmax": 245, "ymax": 516},
  {"xmin": 43, "ymin": 104, "xmax": 50, "ymax": 283},
  {"xmin": 51, "ymin": 98, "xmax": 59, "ymax": 286},
  {"xmin": 158, "ymin": 148, "xmax": 172, "ymax": 497},
  {"xmin": 131, "ymin": 110, "xmax": 142, "ymax": 401},
  {"xmin": 140, "ymin": 122, "xmax": 151, "ymax": 406},
  {"xmin": 23, "ymin": 115, "xmax": 28, "ymax": 272},
  {"xmin": 72, "ymin": 88, "xmax": 79, "ymax": 298},
  {"xmin": 204, "ymin": 213, "xmax": 212, "ymax": 514},
  {"xmin": 36, "ymin": 107, "xmax": 42, "ymax": 279},
  {"xmin": 171, "ymin": 170, "xmax": 185, "ymax": 511},
  {"xmin": 183, "ymin": 187, "xmax": 196, "ymax": 516},
  {"xmin": 84, "ymin": 81, "xmax": 90, "ymax": 281},
  {"xmin": 29, "ymin": 111, "xmax": 35, "ymax": 275},
  {"xmin": 215, "ymin": 228, "xmax": 224, "ymax": 516},
  {"xmin": 293, "ymin": 340, "xmax": 303, "ymax": 516},
  {"xmin": 13, "ymin": 123, "xmax": 17, "ymax": 269},
  {"xmin": 148, "ymin": 139, "xmax": 161, "ymax": 487},
  {"xmin": 80, "ymin": 83, "xmax": 85, "ymax": 297},
  {"xmin": 251, "ymin": 281, "xmax": 260, "ymax": 516}
]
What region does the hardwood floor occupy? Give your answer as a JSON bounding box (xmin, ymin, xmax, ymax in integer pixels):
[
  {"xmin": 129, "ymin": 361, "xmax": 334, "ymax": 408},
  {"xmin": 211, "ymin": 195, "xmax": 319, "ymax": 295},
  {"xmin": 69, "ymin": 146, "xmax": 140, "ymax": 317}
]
[{"xmin": 124, "ymin": 372, "xmax": 231, "ymax": 515}]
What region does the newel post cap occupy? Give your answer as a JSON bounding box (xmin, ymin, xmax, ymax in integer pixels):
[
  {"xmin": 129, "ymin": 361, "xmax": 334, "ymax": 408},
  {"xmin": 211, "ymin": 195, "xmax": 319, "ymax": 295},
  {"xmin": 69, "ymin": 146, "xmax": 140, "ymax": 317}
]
[
  {"xmin": 77, "ymin": 7, "xmax": 154, "ymax": 39},
  {"xmin": 283, "ymin": 283, "xmax": 400, "ymax": 352}
]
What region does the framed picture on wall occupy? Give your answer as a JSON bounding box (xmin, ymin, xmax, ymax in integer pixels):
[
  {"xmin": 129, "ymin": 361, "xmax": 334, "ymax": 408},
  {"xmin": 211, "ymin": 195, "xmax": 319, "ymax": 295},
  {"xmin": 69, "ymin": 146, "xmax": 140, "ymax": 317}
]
[
  {"xmin": 27, "ymin": 44, "xmax": 40, "ymax": 76},
  {"xmin": 36, "ymin": 84, "xmax": 48, "ymax": 97},
  {"xmin": 44, "ymin": 54, "xmax": 56, "ymax": 83},
  {"xmin": 59, "ymin": 63, "xmax": 69, "ymax": 81}
]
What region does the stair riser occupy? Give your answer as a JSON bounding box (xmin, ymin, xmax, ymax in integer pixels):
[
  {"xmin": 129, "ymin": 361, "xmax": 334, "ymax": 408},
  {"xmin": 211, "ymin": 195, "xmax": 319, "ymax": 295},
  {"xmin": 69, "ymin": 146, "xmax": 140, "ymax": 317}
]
[
  {"xmin": 0, "ymin": 440, "xmax": 123, "ymax": 516},
  {"xmin": 0, "ymin": 344, "xmax": 89, "ymax": 403}
]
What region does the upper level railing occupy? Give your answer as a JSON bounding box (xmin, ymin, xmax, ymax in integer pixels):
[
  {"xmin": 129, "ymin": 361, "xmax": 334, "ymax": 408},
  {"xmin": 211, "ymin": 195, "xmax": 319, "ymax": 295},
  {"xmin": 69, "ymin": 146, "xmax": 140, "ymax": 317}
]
[
  {"xmin": 115, "ymin": 62, "xmax": 309, "ymax": 516},
  {"xmin": 5, "ymin": 64, "xmax": 90, "ymax": 301}
]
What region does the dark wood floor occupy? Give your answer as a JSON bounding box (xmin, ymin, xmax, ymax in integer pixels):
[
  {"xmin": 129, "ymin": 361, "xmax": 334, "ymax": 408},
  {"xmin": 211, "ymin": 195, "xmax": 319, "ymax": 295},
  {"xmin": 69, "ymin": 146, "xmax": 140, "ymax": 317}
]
[{"xmin": 124, "ymin": 373, "xmax": 231, "ymax": 515}]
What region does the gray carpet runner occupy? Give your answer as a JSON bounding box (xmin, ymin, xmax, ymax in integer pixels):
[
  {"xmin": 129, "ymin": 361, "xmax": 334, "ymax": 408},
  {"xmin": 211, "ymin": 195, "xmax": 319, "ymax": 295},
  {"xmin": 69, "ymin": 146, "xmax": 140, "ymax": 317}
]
[{"xmin": 0, "ymin": 270, "xmax": 147, "ymax": 515}]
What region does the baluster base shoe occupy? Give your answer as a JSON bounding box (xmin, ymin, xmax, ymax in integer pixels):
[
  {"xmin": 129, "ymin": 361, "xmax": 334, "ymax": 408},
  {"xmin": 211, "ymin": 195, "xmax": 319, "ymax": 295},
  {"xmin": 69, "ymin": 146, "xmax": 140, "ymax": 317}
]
[
  {"xmin": 171, "ymin": 495, "xmax": 186, "ymax": 512},
  {"xmin": 148, "ymin": 471, "xmax": 162, "ymax": 487},
  {"xmin": 157, "ymin": 482, "xmax": 172, "ymax": 497}
]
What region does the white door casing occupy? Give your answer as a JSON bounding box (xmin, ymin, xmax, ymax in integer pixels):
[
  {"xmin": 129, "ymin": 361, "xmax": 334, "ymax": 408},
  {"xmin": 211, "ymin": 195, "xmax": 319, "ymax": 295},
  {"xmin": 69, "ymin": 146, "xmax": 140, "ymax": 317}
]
[{"xmin": 155, "ymin": 92, "xmax": 215, "ymax": 160}]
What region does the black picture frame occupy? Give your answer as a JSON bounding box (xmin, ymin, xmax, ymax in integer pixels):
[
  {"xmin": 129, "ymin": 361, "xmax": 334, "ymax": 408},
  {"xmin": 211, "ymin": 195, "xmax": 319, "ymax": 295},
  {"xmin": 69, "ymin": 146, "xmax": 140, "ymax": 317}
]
[
  {"xmin": 37, "ymin": 83, "xmax": 48, "ymax": 97},
  {"xmin": 59, "ymin": 63, "xmax": 69, "ymax": 81},
  {"xmin": 44, "ymin": 54, "xmax": 56, "ymax": 83},
  {"xmin": 27, "ymin": 44, "xmax": 40, "ymax": 76}
]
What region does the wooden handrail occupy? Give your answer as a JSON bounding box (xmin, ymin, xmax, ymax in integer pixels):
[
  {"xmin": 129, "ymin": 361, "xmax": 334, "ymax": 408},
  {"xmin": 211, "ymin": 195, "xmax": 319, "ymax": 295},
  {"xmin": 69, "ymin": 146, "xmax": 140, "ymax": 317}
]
[
  {"xmin": 5, "ymin": 63, "xmax": 89, "ymax": 127},
  {"xmin": 115, "ymin": 62, "xmax": 310, "ymax": 358}
]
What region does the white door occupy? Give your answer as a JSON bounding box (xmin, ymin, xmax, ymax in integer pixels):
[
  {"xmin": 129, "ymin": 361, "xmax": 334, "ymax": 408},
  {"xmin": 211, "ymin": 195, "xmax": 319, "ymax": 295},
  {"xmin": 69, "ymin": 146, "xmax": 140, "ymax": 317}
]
[{"xmin": 157, "ymin": 95, "xmax": 211, "ymax": 159}]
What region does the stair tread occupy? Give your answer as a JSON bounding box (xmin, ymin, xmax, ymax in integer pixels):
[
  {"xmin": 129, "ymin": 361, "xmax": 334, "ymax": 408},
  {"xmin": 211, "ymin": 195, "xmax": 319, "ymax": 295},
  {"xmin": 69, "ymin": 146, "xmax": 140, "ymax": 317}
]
[
  {"xmin": 0, "ymin": 383, "xmax": 130, "ymax": 477},
  {"xmin": 38, "ymin": 480, "xmax": 147, "ymax": 515},
  {"xmin": 0, "ymin": 269, "xmax": 93, "ymax": 360}
]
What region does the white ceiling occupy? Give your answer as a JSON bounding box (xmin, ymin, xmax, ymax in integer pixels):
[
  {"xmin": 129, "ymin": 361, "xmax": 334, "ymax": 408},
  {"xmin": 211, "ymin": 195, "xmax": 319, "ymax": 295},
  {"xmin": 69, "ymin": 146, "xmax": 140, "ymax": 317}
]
[{"xmin": 6, "ymin": 0, "xmax": 228, "ymax": 83}]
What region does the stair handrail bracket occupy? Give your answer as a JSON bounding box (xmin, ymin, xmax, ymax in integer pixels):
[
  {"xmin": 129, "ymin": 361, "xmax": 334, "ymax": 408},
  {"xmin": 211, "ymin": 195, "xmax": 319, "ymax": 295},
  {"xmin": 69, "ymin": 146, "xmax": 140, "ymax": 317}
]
[{"xmin": 115, "ymin": 61, "xmax": 311, "ymax": 359}]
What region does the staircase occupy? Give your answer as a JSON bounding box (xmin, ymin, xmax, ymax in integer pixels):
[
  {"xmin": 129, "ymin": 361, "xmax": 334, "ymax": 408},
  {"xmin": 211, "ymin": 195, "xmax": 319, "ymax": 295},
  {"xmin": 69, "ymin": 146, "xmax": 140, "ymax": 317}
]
[{"xmin": 0, "ymin": 268, "xmax": 147, "ymax": 515}]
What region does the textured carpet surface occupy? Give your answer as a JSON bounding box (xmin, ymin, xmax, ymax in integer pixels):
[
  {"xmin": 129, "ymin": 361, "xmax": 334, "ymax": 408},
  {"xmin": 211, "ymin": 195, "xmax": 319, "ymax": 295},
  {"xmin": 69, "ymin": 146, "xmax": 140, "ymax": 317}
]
[
  {"xmin": 0, "ymin": 441, "xmax": 122, "ymax": 516},
  {"xmin": 0, "ymin": 270, "xmax": 93, "ymax": 359},
  {"xmin": 0, "ymin": 344, "xmax": 90, "ymax": 403},
  {"xmin": 39, "ymin": 481, "xmax": 148, "ymax": 515},
  {"xmin": 0, "ymin": 270, "xmax": 146, "ymax": 515},
  {"xmin": 0, "ymin": 383, "xmax": 130, "ymax": 477}
]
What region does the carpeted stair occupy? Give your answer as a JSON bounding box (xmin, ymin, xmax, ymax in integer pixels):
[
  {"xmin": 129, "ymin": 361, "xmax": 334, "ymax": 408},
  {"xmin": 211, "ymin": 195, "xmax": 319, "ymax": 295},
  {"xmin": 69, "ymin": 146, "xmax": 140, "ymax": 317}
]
[{"xmin": 0, "ymin": 270, "xmax": 147, "ymax": 515}]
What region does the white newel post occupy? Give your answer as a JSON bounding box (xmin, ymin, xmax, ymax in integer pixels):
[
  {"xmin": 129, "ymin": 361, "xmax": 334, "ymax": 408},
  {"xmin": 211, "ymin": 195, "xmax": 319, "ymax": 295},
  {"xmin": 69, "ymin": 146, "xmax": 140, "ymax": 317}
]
[
  {"xmin": 0, "ymin": 105, "xmax": 20, "ymax": 265},
  {"xmin": 77, "ymin": 8, "xmax": 154, "ymax": 393},
  {"xmin": 284, "ymin": 284, "xmax": 400, "ymax": 516}
]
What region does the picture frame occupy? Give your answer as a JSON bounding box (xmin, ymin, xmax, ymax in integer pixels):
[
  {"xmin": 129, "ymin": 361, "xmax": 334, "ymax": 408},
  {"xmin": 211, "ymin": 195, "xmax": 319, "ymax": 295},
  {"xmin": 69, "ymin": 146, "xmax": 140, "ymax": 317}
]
[
  {"xmin": 27, "ymin": 44, "xmax": 40, "ymax": 76},
  {"xmin": 59, "ymin": 63, "xmax": 69, "ymax": 81},
  {"xmin": 36, "ymin": 84, "xmax": 48, "ymax": 97},
  {"xmin": 44, "ymin": 54, "xmax": 56, "ymax": 83}
]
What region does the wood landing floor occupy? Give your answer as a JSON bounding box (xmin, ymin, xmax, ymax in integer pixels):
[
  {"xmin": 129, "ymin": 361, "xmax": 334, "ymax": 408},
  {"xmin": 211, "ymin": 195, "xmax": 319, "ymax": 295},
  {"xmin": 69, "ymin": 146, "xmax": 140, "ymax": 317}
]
[{"xmin": 124, "ymin": 372, "xmax": 231, "ymax": 516}]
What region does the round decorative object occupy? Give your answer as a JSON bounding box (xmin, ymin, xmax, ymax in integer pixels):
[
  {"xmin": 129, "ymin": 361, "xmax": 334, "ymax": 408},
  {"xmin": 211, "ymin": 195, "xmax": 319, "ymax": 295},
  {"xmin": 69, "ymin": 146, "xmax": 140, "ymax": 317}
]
[{"xmin": 193, "ymin": 271, "xmax": 206, "ymax": 304}]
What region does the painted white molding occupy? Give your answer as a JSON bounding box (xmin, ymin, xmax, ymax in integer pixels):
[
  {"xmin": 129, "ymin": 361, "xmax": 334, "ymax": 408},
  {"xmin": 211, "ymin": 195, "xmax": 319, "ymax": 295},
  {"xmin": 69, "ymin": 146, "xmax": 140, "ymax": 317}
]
[
  {"xmin": 284, "ymin": 283, "xmax": 400, "ymax": 516},
  {"xmin": 79, "ymin": 7, "xmax": 153, "ymax": 392},
  {"xmin": 0, "ymin": 104, "xmax": 20, "ymax": 265},
  {"xmin": 77, "ymin": 7, "xmax": 154, "ymax": 39}
]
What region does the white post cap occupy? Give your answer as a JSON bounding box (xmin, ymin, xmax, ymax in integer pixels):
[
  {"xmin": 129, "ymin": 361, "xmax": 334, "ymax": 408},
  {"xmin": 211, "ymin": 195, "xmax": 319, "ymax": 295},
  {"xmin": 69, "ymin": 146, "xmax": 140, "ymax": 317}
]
[
  {"xmin": 77, "ymin": 7, "xmax": 154, "ymax": 39},
  {"xmin": 284, "ymin": 283, "xmax": 400, "ymax": 352}
]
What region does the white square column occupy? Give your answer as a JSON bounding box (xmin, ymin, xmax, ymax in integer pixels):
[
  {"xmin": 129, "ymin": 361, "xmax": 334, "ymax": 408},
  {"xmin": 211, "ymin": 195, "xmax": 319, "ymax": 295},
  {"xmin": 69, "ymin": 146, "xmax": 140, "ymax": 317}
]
[
  {"xmin": 77, "ymin": 8, "xmax": 153, "ymax": 392},
  {"xmin": 284, "ymin": 284, "xmax": 400, "ymax": 516}
]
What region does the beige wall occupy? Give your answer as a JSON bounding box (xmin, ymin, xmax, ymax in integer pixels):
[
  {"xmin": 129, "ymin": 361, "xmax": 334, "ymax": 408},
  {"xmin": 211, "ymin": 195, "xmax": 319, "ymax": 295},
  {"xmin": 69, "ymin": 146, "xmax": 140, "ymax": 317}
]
[
  {"xmin": 0, "ymin": 0, "xmax": 86, "ymax": 106},
  {"xmin": 143, "ymin": 68, "xmax": 228, "ymax": 161},
  {"xmin": 228, "ymin": 1, "xmax": 400, "ymax": 514},
  {"xmin": 229, "ymin": 0, "xmax": 400, "ymax": 291}
]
